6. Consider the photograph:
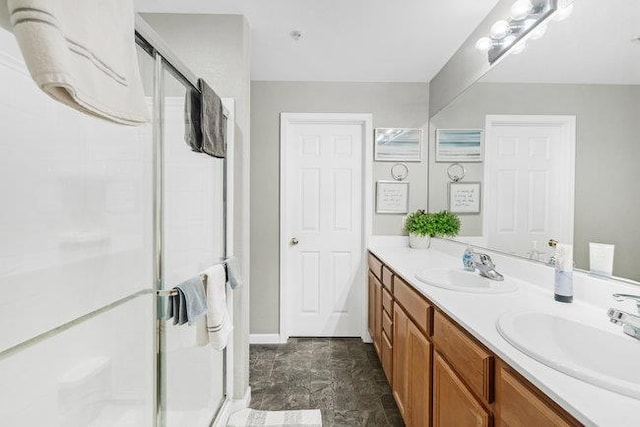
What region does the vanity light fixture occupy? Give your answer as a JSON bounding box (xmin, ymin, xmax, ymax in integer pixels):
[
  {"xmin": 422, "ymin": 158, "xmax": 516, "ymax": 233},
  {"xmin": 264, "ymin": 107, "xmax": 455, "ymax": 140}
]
[
  {"xmin": 510, "ymin": 0, "xmax": 533, "ymax": 20},
  {"xmin": 490, "ymin": 20, "xmax": 511, "ymax": 39},
  {"xmin": 475, "ymin": 0, "xmax": 573, "ymax": 65}
]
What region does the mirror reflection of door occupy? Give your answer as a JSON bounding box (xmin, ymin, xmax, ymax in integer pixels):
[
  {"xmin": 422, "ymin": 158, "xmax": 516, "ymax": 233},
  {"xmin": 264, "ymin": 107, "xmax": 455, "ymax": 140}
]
[{"xmin": 484, "ymin": 115, "xmax": 575, "ymax": 261}]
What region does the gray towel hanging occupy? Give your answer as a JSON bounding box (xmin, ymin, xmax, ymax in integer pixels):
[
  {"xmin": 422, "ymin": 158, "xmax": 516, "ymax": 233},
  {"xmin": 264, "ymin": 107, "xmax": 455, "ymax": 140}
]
[{"xmin": 199, "ymin": 79, "xmax": 226, "ymax": 158}]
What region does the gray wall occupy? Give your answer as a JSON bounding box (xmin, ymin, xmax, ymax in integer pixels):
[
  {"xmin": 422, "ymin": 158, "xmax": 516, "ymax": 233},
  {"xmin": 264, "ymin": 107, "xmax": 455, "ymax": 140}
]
[
  {"xmin": 251, "ymin": 81, "xmax": 429, "ymax": 334},
  {"xmin": 429, "ymin": 82, "xmax": 640, "ymax": 280},
  {"xmin": 142, "ymin": 13, "xmax": 252, "ymax": 399}
]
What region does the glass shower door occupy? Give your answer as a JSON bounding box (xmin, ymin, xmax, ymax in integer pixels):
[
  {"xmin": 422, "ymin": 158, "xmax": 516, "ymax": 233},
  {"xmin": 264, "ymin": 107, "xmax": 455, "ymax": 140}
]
[{"xmin": 159, "ymin": 64, "xmax": 226, "ymax": 426}]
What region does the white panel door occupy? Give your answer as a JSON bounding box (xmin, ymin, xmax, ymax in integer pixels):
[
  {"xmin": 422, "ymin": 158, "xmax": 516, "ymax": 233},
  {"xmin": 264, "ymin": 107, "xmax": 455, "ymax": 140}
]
[
  {"xmin": 283, "ymin": 121, "xmax": 363, "ymax": 337},
  {"xmin": 485, "ymin": 116, "xmax": 575, "ymax": 257}
]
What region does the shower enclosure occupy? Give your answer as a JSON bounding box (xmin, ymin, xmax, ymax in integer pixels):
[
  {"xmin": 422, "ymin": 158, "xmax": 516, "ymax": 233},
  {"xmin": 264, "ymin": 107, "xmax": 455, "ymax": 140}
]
[{"xmin": 0, "ymin": 17, "xmax": 233, "ymax": 427}]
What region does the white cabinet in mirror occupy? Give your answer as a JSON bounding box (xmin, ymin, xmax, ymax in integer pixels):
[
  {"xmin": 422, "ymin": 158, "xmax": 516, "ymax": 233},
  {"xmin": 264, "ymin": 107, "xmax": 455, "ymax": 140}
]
[{"xmin": 428, "ymin": 0, "xmax": 640, "ymax": 283}]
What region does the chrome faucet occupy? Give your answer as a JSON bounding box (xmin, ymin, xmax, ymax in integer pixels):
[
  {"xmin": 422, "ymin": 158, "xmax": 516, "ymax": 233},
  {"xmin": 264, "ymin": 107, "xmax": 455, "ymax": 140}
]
[
  {"xmin": 612, "ymin": 294, "xmax": 640, "ymax": 314},
  {"xmin": 472, "ymin": 252, "xmax": 504, "ymax": 281},
  {"xmin": 608, "ymin": 293, "xmax": 640, "ymax": 340}
]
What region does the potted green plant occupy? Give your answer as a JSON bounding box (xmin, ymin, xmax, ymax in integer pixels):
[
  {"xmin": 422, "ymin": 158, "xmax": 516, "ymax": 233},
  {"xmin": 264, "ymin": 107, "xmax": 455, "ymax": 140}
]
[{"xmin": 404, "ymin": 209, "xmax": 461, "ymax": 249}]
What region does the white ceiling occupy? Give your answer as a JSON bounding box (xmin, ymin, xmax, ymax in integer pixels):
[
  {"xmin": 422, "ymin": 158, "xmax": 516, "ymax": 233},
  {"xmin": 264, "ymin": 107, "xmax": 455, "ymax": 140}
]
[
  {"xmin": 134, "ymin": 0, "xmax": 500, "ymax": 82},
  {"xmin": 481, "ymin": 0, "xmax": 640, "ymax": 84}
]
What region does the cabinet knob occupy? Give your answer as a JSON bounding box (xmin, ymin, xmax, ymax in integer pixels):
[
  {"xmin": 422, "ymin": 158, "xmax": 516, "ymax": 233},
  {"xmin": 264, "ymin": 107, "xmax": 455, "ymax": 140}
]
[{"xmin": 290, "ymin": 237, "xmax": 299, "ymax": 246}]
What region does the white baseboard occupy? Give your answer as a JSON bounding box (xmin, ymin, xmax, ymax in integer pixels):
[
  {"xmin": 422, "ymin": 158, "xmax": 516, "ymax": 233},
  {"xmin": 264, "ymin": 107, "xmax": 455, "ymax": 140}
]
[
  {"xmin": 250, "ymin": 334, "xmax": 286, "ymax": 344},
  {"xmin": 362, "ymin": 332, "xmax": 373, "ymax": 344}
]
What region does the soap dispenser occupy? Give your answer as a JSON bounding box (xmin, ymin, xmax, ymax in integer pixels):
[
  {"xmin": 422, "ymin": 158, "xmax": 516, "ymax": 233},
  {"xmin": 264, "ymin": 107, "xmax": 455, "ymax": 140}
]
[
  {"xmin": 554, "ymin": 243, "xmax": 574, "ymax": 303},
  {"xmin": 463, "ymin": 246, "xmax": 475, "ymax": 271}
]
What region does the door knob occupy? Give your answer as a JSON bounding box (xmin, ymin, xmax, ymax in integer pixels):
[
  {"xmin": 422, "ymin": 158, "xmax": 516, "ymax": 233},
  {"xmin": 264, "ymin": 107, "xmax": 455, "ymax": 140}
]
[{"xmin": 290, "ymin": 237, "xmax": 299, "ymax": 246}]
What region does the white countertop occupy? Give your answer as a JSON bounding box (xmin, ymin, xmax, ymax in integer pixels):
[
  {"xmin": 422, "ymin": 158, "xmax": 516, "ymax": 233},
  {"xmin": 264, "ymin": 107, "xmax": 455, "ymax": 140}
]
[{"xmin": 369, "ymin": 238, "xmax": 640, "ymax": 427}]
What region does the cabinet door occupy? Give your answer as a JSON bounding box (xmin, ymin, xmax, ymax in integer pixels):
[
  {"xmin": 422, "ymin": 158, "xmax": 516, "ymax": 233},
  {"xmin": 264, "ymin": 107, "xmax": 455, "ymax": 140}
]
[
  {"xmin": 433, "ymin": 352, "xmax": 490, "ymax": 427},
  {"xmin": 498, "ymin": 366, "xmax": 575, "ymax": 427},
  {"xmin": 368, "ymin": 271, "xmax": 375, "ymax": 338},
  {"xmin": 407, "ymin": 320, "xmax": 431, "ymax": 427},
  {"xmin": 374, "ymin": 277, "xmax": 383, "ymax": 355},
  {"xmin": 392, "ymin": 303, "xmax": 409, "ymax": 420},
  {"xmin": 381, "ymin": 330, "xmax": 393, "ymax": 384}
]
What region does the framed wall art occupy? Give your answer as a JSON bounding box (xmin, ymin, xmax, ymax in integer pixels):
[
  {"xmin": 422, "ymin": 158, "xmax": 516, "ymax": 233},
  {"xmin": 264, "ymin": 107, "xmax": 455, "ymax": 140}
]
[
  {"xmin": 448, "ymin": 181, "xmax": 481, "ymax": 214},
  {"xmin": 436, "ymin": 129, "xmax": 483, "ymax": 162},
  {"xmin": 376, "ymin": 181, "xmax": 409, "ymax": 214},
  {"xmin": 374, "ymin": 128, "xmax": 422, "ymax": 162}
]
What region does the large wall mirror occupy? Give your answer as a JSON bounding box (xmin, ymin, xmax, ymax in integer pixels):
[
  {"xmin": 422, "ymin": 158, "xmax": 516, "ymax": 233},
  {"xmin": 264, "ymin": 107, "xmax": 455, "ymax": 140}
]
[{"xmin": 428, "ymin": 0, "xmax": 640, "ymax": 282}]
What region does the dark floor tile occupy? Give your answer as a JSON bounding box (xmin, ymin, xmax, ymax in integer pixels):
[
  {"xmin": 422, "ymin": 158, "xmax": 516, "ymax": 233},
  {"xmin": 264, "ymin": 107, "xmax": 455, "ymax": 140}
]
[
  {"xmin": 380, "ymin": 394, "xmax": 397, "ymax": 410},
  {"xmin": 366, "ymin": 408, "xmax": 391, "ymax": 426},
  {"xmin": 385, "ymin": 412, "xmax": 405, "ymax": 427},
  {"xmin": 248, "ymin": 338, "xmax": 402, "ymax": 424},
  {"xmin": 310, "ymin": 368, "xmax": 333, "ymax": 382},
  {"xmin": 260, "ymin": 392, "xmax": 290, "ymax": 411},
  {"xmin": 283, "ymin": 392, "xmax": 311, "ymax": 410},
  {"xmin": 309, "ymin": 381, "xmax": 334, "ymax": 409}
]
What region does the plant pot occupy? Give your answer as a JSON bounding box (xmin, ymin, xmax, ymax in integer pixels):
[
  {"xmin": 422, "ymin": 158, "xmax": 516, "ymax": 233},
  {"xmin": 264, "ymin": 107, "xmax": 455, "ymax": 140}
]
[{"xmin": 409, "ymin": 233, "xmax": 431, "ymax": 249}]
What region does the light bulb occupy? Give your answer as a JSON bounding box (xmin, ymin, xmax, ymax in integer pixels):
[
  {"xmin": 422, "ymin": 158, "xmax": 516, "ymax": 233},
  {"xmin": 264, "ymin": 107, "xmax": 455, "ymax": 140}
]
[
  {"xmin": 510, "ymin": 0, "xmax": 532, "ymax": 20},
  {"xmin": 553, "ymin": 3, "xmax": 574, "ymax": 21},
  {"xmin": 511, "ymin": 41, "xmax": 526, "ymax": 55},
  {"xmin": 529, "ymin": 23, "xmax": 547, "ymax": 40},
  {"xmin": 475, "ymin": 37, "xmax": 493, "ymax": 52},
  {"xmin": 490, "ymin": 20, "xmax": 511, "ymax": 39}
]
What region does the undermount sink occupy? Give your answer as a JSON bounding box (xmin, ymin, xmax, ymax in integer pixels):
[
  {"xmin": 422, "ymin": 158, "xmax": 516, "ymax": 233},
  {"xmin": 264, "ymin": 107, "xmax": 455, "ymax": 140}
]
[
  {"xmin": 415, "ymin": 268, "xmax": 518, "ymax": 294},
  {"xmin": 497, "ymin": 311, "xmax": 640, "ymax": 399}
]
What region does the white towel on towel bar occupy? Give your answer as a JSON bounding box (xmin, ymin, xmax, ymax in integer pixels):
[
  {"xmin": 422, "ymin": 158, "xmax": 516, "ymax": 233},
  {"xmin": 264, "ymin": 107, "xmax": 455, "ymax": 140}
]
[
  {"xmin": 4, "ymin": 0, "xmax": 150, "ymax": 125},
  {"xmin": 200, "ymin": 264, "xmax": 232, "ymax": 350}
]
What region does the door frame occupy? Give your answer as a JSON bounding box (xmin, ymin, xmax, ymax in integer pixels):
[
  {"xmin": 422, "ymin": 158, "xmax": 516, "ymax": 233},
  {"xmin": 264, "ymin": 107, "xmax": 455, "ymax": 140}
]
[
  {"xmin": 279, "ymin": 113, "xmax": 373, "ymax": 343},
  {"xmin": 483, "ymin": 114, "xmax": 576, "ymax": 248}
]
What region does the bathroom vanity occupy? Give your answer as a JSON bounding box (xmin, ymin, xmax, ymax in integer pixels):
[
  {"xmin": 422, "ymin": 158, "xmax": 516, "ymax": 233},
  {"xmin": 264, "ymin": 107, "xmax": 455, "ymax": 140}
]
[{"xmin": 367, "ymin": 239, "xmax": 640, "ymax": 427}]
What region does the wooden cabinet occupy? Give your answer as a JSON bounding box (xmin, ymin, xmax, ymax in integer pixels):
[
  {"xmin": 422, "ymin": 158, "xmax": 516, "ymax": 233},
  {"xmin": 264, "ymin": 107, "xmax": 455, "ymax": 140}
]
[
  {"xmin": 393, "ymin": 303, "xmax": 431, "ymax": 427},
  {"xmin": 368, "ymin": 271, "xmax": 375, "ymax": 338},
  {"xmin": 368, "ymin": 251, "xmax": 581, "ymax": 427},
  {"xmin": 373, "ymin": 275, "xmax": 382, "ymax": 355},
  {"xmin": 406, "ymin": 319, "xmax": 431, "ymax": 427},
  {"xmin": 433, "ymin": 352, "xmax": 490, "ymax": 427},
  {"xmin": 497, "ymin": 364, "xmax": 580, "ymax": 427},
  {"xmin": 381, "ymin": 330, "xmax": 393, "ymax": 383},
  {"xmin": 433, "ymin": 311, "xmax": 494, "ymax": 403},
  {"xmin": 392, "ymin": 303, "xmax": 409, "ymax": 419},
  {"xmin": 394, "ymin": 275, "xmax": 432, "ymax": 336}
]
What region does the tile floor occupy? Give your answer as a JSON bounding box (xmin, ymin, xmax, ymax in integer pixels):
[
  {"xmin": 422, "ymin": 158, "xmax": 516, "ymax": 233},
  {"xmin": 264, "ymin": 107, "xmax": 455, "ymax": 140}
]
[{"xmin": 249, "ymin": 338, "xmax": 404, "ymax": 426}]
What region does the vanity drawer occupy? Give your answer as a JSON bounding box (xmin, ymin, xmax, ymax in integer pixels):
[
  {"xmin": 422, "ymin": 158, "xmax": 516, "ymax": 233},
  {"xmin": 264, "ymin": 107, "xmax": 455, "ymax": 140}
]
[
  {"xmin": 433, "ymin": 311, "xmax": 494, "ymax": 403},
  {"xmin": 382, "ymin": 287, "xmax": 393, "ymax": 315},
  {"xmin": 382, "ymin": 309, "xmax": 393, "ymax": 341},
  {"xmin": 368, "ymin": 252, "xmax": 383, "ymax": 280},
  {"xmin": 382, "ymin": 265, "xmax": 394, "ymax": 292},
  {"xmin": 393, "ymin": 276, "xmax": 432, "ymax": 336}
]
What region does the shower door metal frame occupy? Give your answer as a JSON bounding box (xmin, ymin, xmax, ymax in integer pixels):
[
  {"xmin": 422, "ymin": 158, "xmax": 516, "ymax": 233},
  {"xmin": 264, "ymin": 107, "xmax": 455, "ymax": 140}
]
[{"xmin": 135, "ymin": 15, "xmax": 234, "ymax": 427}]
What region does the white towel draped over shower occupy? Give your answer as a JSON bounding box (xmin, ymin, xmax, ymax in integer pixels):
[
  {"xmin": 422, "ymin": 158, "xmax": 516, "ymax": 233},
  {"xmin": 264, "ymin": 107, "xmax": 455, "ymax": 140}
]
[
  {"xmin": 196, "ymin": 264, "xmax": 233, "ymax": 350},
  {"xmin": 3, "ymin": 0, "xmax": 149, "ymax": 125}
]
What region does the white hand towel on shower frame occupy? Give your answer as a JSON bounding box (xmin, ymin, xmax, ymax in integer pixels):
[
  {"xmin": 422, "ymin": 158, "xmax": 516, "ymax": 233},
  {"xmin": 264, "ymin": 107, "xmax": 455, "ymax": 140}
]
[
  {"xmin": 203, "ymin": 264, "xmax": 232, "ymax": 350},
  {"xmin": 5, "ymin": 0, "xmax": 150, "ymax": 125}
]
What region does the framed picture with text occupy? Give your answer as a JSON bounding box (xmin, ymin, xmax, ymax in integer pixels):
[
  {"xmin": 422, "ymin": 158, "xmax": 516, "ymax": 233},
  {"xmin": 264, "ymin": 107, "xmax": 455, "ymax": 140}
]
[
  {"xmin": 376, "ymin": 181, "xmax": 409, "ymax": 214},
  {"xmin": 448, "ymin": 181, "xmax": 481, "ymax": 214}
]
